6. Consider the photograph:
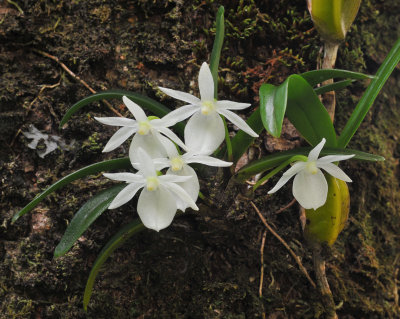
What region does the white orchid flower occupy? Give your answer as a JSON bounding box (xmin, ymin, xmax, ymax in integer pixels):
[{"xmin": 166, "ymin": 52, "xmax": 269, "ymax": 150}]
[
  {"xmin": 153, "ymin": 141, "xmax": 232, "ymax": 211},
  {"xmin": 268, "ymin": 138, "xmax": 354, "ymax": 210},
  {"xmin": 95, "ymin": 96, "xmax": 186, "ymax": 159},
  {"xmin": 158, "ymin": 62, "xmax": 258, "ymax": 155},
  {"xmin": 104, "ymin": 148, "xmax": 198, "ymax": 232}
]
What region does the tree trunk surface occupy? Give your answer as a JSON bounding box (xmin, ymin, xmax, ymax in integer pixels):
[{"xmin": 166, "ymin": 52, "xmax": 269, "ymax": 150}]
[{"xmin": 1, "ymin": 1, "xmax": 399, "ymax": 318}]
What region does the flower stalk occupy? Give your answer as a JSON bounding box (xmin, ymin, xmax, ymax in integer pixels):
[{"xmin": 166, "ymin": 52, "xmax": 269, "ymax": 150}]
[{"xmin": 307, "ymin": 0, "xmax": 361, "ymax": 120}]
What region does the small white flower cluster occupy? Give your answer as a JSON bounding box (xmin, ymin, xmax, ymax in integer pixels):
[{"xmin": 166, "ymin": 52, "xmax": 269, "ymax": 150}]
[{"xmin": 95, "ymin": 62, "xmax": 258, "ymax": 231}]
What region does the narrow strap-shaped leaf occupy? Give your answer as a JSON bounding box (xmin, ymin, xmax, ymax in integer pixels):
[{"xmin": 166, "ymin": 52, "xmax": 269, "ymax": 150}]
[
  {"xmin": 83, "ymin": 219, "xmax": 145, "ymax": 311},
  {"xmin": 314, "ymin": 79, "xmax": 354, "ymax": 95},
  {"xmin": 209, "ymin": 6, "xmax": 225, "ymax": 99},
  {"xmin": 338, "ymin": 37, "xmax": 400, "ymax": 147},
  {"xmin": 12, "ymin": 158, "xmax": 131, "ymax": 223},
  {"xmin": 59, "ymin": 90, "xmax": 184, "ymax": 135},
  {"xmin": 54, "ymin": 184, "xmax": 126, "ymax": 258},
  {"xmin": 236, "ymin": 147, "xmax": 384, "ymax": 181},
  {"xmin": 300, "ymin": 69, "xmax": 373, "ymax": 87},
  {"xmin": 231, "ymin": 108, "xmax": 264, "ymax": 162}
]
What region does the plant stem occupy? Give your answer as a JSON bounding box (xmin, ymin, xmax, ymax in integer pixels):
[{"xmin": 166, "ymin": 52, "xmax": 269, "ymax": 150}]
[
  {"xmin": 313, "ymin": 244, "xmax": 338, "ymax": 319},
  {"xmin": 322, "ymin": 41, "xmax": 339, "ymax": 122},
  {"xmin": 221, "ymin": 115, "xmax": 233, "ymax": 163}
]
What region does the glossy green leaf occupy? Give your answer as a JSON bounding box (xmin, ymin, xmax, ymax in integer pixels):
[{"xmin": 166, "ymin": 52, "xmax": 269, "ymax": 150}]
[
  {"xmin": 338, "ymin": 37, "xmax": 400, "ymax": 148},
  {"xmin": 259, "ymin": 84, "xmax": 280, "ymax": 137},
  {"xmin": 300, "ymin": 69, "xmax": 372, "ymax": 87},
  {"xmin": 54, "ymin": 184, "xmax": 126, "ymax": 258},
  {"xmin": 259, "ymin": 74, "xmax": 336, "ymax": 147},
  {"xmin": 209, "ymin": 6, "xmax": 224, "ymax": 99},
  {"xmin": 231, "ymin": 108, "xmax": 264, "ymax": 162},
  {"xmin": 12, "ymin": 158, "xmax": 131, "ymax": 223},
  {"xmin": 236, "ymin": 147, "xmax": 384, "ymax": 182},
  {"xmin": 307, "ymin": 0, "xmax": 361, "ymax": 42},
  {"xmin": 83, "ymin": 219, "xmax": 145, "ymax": 311},
  {"xmin": 59, "ymin": 90, "xmax": 184, "ymax": 135},
  {"xmin": 285, "ymin": 75, "xmax": 337, "ymax": 147},
  {"xmin": 313, "ymin": 79, "xmax": 353, "ymax": 95}
]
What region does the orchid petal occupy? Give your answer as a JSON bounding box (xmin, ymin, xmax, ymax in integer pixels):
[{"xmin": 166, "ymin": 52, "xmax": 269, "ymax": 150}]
[
  {"xmin": 198, "ymin": 62, "xmax": 214, "ymax": 102},
  {"xmin": 216, "ymin": 100, "xmax": 251, "ymax": 111},
  {"xmin": 292, "ymin": 169, "xmax": 328, "ymax": 210},
  {"xmin": 158, "ymin": 135, "xmax": 179, "ymax": 158},
  {"xmin": 94, "ymin": 117, "xmax": 138, "ymax": 127},
  {"xmin": 152, "ymin": 157, "xmax": 171, "ymax": 171},
  {"xmin": 184, "ymin": 112, "xmax": 225, "ymax": 155},
  {"xmin": 134, "ymin": 147, "xmax": 157, "ymax": 177},
  {"xmin": 122, "ymin": 96, "xmax": 148, "ymax": 122},
  {"xmin": 137, "ymin": 187, "xmax": 177, "ymax": 232},
  {"xmin": 159, "ymin": 174, "xmax": 193, "ymax": 183},
  {"xmin": 103, "ymin": 172, "xmax": 144, "ymax": 183},
  {"xmin": 160, "ymin": 105, "xmax": 199, "ymax": 126},
  {"xmin": 129, "ymin": 134, "xmax": 167, "ymax": 166},
  {"xmin": 184, "ymin": 154, "xmax": 232, "ymax": 167},
  {"xmin": 158, "ymin": 86, "xmax": 201, "ymax": 105},
  {"xmin": 308, "ymin": 138, "xmax": 326, "ymax": 162},
  {"xmin": 108, "ymin": 182, "xmax": 143, "ymax": 209},
  {"xmin": 156, "ymin": 127, "xmax": 187, "ymax": 151},
  {"xmin": 167, "ymin": 165, "xmax": 199, "ymax": 211},
  {"xmin": 318, "ymin": 163, "xmax": 353, "ymax": 182},
  {"xmin": 102, "ymin": 126, "xmax": 136, "ymax": 152},
  {"xmin": 317, "ymin": 154, "xmax": 355, "ymax": 164},
  {"xmin": 282, "ymin": 161, "xmax": 307, "ymax": 177},
  {"xmin": 218, "ymin": 109, "xmax": 258, "ymax": 137},
  {"xmin": 163, "ymin": 181, "xmax": 199, "ymax": 211},
  {"xmin": 268, "ymin": 174, "xmax": 295, "ymax": 194}
]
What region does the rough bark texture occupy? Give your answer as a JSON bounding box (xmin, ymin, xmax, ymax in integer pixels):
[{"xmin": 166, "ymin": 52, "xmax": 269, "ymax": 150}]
[{"xmin": 1, "ymin": 0, "xmax": 400, "ymax": 318}]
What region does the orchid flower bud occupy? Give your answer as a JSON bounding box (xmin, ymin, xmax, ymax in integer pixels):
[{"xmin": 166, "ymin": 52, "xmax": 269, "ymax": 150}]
[{"xmin": 307, "ymin": 0, "xmax": 361, "ymax": 43}]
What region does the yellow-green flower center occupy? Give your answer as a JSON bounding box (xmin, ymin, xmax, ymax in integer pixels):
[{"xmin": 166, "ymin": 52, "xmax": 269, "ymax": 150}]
[
  {"xmin": 201, "ymin": 100, "xmax": 216, "ymax": 115},
  {"xmin": 170, "ymin": 156, "xmax": 184, "ymax": 171},
  {"xmin": 305, "ymin": 161, "xmax": 318, "ymax": 175},
  {"xmin": 138, "ymin": 121, "xmax": 151, "ymax": 135},
  {"xmin": 146, "ymin": 176, "xmax": 159, "ymax": 191}
]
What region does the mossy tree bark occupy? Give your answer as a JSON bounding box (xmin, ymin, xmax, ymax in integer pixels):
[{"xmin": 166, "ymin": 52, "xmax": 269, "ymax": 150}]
[{"xmin": 1, "ymin": 1, "xmax": 399, "ymax": 318}]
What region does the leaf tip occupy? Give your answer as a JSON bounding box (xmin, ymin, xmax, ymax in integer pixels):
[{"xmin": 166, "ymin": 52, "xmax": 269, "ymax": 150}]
[{"xmin": 11, "ymin": 214, "xmax": 19, "ymax": 224}]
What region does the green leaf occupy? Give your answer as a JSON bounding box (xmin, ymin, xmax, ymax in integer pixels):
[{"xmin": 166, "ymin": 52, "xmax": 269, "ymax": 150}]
[
  {"xmin": 338, "ymin": 37, "xmax": 400, "ymax": 148},
  {"xmin": 231, "ymin": 108, "xmax": 264, "ymax": 162},
  {"xmin": 83, "ymin": 219, "xmax": 145, "ymax": 311},
  {"xmin": 236, "ymin": 147, "xmax": 384, "ymax": 181},
  {"xmin": 12, "ymin": 158, "xmax": 131, "ymax": 223},
  {"xmin": 314, "ymin": 79, "xmax": 354, "ymax": 95},
  {"xmin": 59, "ymin": 90, "xmax": 184, "ymax": 135},
  {"xmin": 209, "ymin": 6, "xmax": 224, "ymax": 99},
  {"xmin": 54, "ymin": 184, "xmax": 126, "ymax": 258},
  {"xmin": 300, "ymin": 69, "xmax": 372, "ymax": 87},
  {"xmin": 259, "ymin": 84, "xmax": 281, "ymax": 137},
  {"xmin": 285, "ymin": 75, "xmax": 337, "ymax": 147},
  {"xmin": 259, "ymin": 74, "xmax": 337, "ymax": 147}
]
